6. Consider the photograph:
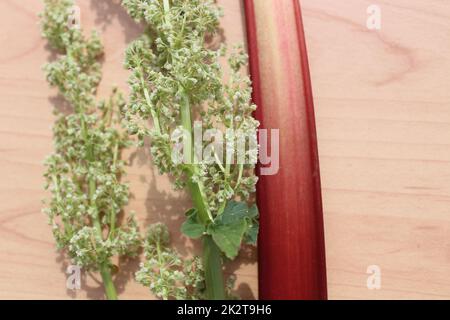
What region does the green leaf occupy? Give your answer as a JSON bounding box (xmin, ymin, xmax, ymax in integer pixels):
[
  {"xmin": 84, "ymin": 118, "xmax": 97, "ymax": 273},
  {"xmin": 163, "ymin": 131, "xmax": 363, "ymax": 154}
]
[
  {"xmin": 244, "ymin": 204, "xmax": 259, "ymax": 245},
  {"xmin": 244, "ymin": 221, "xmax": 259, "ymax": 245},
  {"xmin": 247, "ymin": 204, "xmax": 258, "ymax": 219},
  {"xmin": 207, "ymin": 201, "xmax": 260, "ymax": 258},
  {"xmin": 181, "ymin": 218, "xmax": 205, "ymax": 239},
  {"xmin": 220, "ymin": 201, "xmax": 249, "ymax": 224},
  {"xmin": 217, "ymin": 201, "xmax": 259, "ymax": 247},
  {"xmin": 208, "ymin": 220, "xmax": 247, "ymax": 259},
  {"xmin": 181, "ymin": 209, "xmax": 205, "ymax": 239}
]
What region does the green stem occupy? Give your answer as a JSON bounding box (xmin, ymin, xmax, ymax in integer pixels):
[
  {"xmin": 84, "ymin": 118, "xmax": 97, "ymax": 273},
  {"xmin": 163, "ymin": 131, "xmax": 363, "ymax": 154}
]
[
  {"xmin": 83, "ymin": 117, "xmax": 118, "ymax": 300},
  {"xmin": 186, "ymin": 178, "xmax": 211, "ymax": 225},
  {"xmin": 100, "ymin": 263, "xmax": 118, "ymax": 300},
  {"xmin": 203, "ymin": 235, "xmax": 226, "ymax": 300},
  {"xmin": 89, "ymin": 177, "xmax": 117, "ymax": 300},
  {"xmin": 143, "ymin": 83, "xmax": 161, "ymax": 133},
  {"xmin": 88, "ymin": 178, "xmax": 118, "ymax": 300},
  {"xmin": 108, "ymin": 142, "xmax": 119, "ymax": 239},
  {"xmin": 179, "ymin": 90, "xmax": 226, "ymax": 299},
  {"xmin": 180, "ymin": 90, "xmax": 212, "ymax": 223},
  {"xmin": 235, "ymin": 164, "xmax": 244, "ymax": 190},
  {"xmin": 180, "ymin": 91, "xmax": 193, "ymax": 163},
  {"xmin": 163, "ymin": 0, "xmax": 171, "ymax": 13}
]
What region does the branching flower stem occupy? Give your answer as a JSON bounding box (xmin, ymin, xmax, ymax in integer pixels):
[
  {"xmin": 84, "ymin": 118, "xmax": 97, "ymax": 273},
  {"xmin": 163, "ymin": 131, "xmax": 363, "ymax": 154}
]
[
  {"xmin": 175, "ymin": 58, "xmax": 222, "ymax": 298},
  {"xmin": 181, "ymin": 98, "xmax": 223, "ymax": 298},
  {"xmin": 41, "ymin": 0, "xmax": 140, "ymax": 300},
  {"xmin": 122, "ymin": 0, "xmax": 260, "ymax": 300},
  {"xmin": 176, "ymin": 67, "xmax": 222, "ymax": 298}
]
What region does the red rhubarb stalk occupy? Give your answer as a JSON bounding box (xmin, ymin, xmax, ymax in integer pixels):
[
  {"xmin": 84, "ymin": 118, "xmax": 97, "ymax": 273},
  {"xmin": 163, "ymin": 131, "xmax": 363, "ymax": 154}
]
[{"xmin": 244, "ymin": 0, "xmax": 328, "ymax": 300}]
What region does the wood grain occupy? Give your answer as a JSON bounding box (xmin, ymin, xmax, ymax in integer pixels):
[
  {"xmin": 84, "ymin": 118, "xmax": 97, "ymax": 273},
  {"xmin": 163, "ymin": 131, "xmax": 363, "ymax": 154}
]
[
  {"xmin": 1, "ymin": 0, "xmax": 450, "ymax": 300},
  {"xmin": 301, "ymin": 0, "xmax": 450, "ymax": 299},
  {"xmin": 0, "ymin": 0, "xmax": 257, "ymax": 300}
]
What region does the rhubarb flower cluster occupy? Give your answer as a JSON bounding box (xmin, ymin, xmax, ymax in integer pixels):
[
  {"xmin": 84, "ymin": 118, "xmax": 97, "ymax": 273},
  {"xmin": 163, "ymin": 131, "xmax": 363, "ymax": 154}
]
[{"xmin": 42, "ymin": 0, "xmax": 140, "ymax": 271}]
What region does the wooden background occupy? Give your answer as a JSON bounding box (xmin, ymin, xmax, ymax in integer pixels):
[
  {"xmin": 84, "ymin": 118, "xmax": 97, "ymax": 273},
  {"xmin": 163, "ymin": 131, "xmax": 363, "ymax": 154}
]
[{"xmin": 0, "ymin": 0, "xmax": 449, "ymax": 299}]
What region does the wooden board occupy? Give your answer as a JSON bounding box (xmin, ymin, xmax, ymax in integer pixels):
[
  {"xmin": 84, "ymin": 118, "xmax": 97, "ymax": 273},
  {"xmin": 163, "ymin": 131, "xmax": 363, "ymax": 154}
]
[
  {"xmin": 301, "ymin": 0, "xmax": 450, "ymax": 299},
  {"xmin": 0, "ymin": 0, "xmax": 449, "ymax": 300}
]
